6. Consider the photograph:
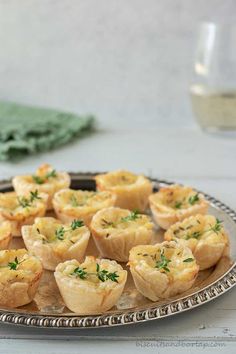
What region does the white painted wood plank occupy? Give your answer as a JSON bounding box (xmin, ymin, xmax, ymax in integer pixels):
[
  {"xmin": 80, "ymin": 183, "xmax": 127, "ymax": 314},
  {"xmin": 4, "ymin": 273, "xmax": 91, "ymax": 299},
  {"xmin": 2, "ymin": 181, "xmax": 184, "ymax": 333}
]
[
  {"xmin": 0, "ymin": 127, "xmax": 236, "ymax": 180},
  {"xmin": 0, "ymin": 339, "xmax": 235, "ymax": 354}
]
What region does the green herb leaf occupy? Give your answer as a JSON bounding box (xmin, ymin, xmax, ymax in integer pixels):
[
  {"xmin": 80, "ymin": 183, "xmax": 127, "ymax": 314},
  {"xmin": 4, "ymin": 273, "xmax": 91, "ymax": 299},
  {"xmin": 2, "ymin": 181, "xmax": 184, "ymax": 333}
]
[
  {"xmin": 17, "ymin": 196, "xmax": 31, "ymax": 208},
  {"xmin": 70, "ymin": 194, "xmax": 79, "ymax": 207},
  {"xmin": 183, "ymin": 258, "xmax": 194, "ymax": 263},
  {"xmin": 18, "ymin": 190, "xmax": 41, "ymax": 208},
  {"xmin": 188, "ymin": 193, "xmax": 199, "ymax": 205},
  {"xmin": 70, "ymin": 219, "xmax": 84, "ymax": 230},
  {"xmin": 71, "ymin": 266, "xmax": 87, "ymax": 279},
  {"xmin": 96, "ymin": 263, "xmax": 119, "ymax": 283},
  {"xmin": 96, "ymin": 263, "xmax": 100, "ymax": 273},
  {"xmin": 70, "ymin": 263, "xmax": 119, "ymax": 283},
  {"xmin": 55, "ymin": 226, "xmax": 65, "ymax": 240},
  {"xmin": 185, "ymin": 231, "xmax": 202, "ymax": 240},
  {"xmin": 30, "ymin": 190, "xmax": 41, "ymax": 202},
  {"xmin": 174, "ymin": 201, "xmax": 182, "ymax": 209},
  {"xmin": 209, "ymin": 218, "xmax": 223, "ymax": 234},
  {"xmin": 46, "ymin": 169, "xmax": 57, "ymax": 179},
  {"xmin": 32, "ymin": 169, "xmax": 57, "ymax": 185},
  {"xmin": 8, "ymin": 257, "xmax": 22, "ymax": 270},
  {"xmin": 55, "ymin": 220, "xmax": 84, "ymax": 241},
  {"xmin": 32, "ymin": 175, "xmax": 45, "ymax": 184},
  {"xmin": 155, "ymin": 250, "xmax": 171, "ymax": 272},
  {"xmin": 121, "ymin": 210, "xmax": 140, "ymax": 222}
]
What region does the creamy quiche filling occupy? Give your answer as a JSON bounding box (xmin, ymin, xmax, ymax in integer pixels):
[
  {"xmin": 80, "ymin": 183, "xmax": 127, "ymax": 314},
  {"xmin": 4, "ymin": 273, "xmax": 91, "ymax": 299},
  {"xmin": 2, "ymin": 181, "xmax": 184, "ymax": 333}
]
[
  {"xmin": 98, "ymin": 210, "xmax": 153, "ymax": 232},
  {"xmin": 0, "ymin": 190, "xmax": 46, "ymax": 217},
  {"xmin": 165, "ymin": 215, "xmax": 227, "ymax": 244},
  {"xmin": 56, "ymin": 190, "xmax": 114, "ymax": 209},
  {"xmin": 98, "ymin": 171, "xmax": 138, "ymax": 187},
  {"xmin": 13, "ymin": 164, "xmax": 68, "ymax": 189},
  {"xmin": 59, "ymin": 257, "xmax": 126, "ymax": 288},
  {"xmin": 150, "ymin": 185, "xmax": 203, "ymax": 213},
  {"xmin": 29, "ymin": 165, "xmax": 59, "ymax": 185},
  {"xmin": 0, "ymin": 249, "xmax": 41, "ymax": 283},
  {"xmin": 130, "ymin": 243, "xmax": 197, "ymax": 277},
  {"xmin": 30, "ymin": 217, "xmax": 86, "ymax": 245}
]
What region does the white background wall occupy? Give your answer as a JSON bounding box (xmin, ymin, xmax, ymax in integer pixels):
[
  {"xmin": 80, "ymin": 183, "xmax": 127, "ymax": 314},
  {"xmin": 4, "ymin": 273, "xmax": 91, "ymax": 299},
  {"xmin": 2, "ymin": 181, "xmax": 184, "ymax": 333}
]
[{"xmin": 0, "ymin": 0, "xmax": 235, "ymax": 129}]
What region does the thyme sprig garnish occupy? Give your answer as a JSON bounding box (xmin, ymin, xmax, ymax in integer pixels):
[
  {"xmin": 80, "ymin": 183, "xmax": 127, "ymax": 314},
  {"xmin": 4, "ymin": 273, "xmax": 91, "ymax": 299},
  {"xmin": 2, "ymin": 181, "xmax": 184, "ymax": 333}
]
[
  {"xmin": 173, "ymin": 193, "xmax": 199, "ymax": 209},
  {"xmin": 174, "ymin": 201, "xmax": 182, "ymax": 209},
  {"xmin": 209, "ymin": 218, "xmax": 223, "ymax": 234},
  {"xmin": 121, "ymin": 210, "xmax": 140, "ymax": 222},
  {"xmin": 174, "ymin": 218, "xmax": 223, "ymax": 241},
  {"xmin": 96, "ymin": 263, "xmax": 119, "ymax": 282},
  {"xmin": 70, "ymin": 194, "xmax": 79, "ymax": 207},
  {"xmin": 70, "ymin": 193, "xmax": 95, "ymax": 207},
  {"xmin": 71, "ymin": 263, "xmax": 119, "ymax": 283},
  {"xmin": 32, "ymin": 175, "xmax": 44, "ymax": 184},
  {"xmin": 17, "ymin": 190, "xmax": 42, "ymax": 208},
  {"xmin": 8, "ymin": 257, "xmax": 24, "ymax": 270},
  {"xmin": 155, "ymin": 250, "xmax": 171, "ymax": 272},
  {"xmin": 71, "ymin": 266, "xmax": 87, "ymax": 279},
  {"xmin": 55, "ymin": 227, "xmax": 66, "ymax": 241},
  {"xmin": 29, "ymin": 190, "xmax": 41, "ymax": 201},
  {"xmin": 71, "ymin": 219, "xmax": 84, "ymax": 230},
  {"xmin": 101, "ymin": 210, "xmax": 141, "ymax": 229},
  {"xmin": 185, "ymin": 231, "xmax": 202, "ymax": 240},
  {"xmin": 32, "ymin": 169, "xmax": 57, "ymax": 185},
  {"xmin": 17, "ymin": 196, "xmax": 31, "ymax": 208},
  {"xmin": 188, "ymin": 193, "xmax": 199, "ymax": 205},
  {"xmin": 45, "ymin": 169, "xmax": 57, "ymax": 179},
  {"xmin": 55, "ymin": 219, "xmax": 84, "ymax": 241},
  {"xmin": 138, "ymin": 250, "xmax": 193, "ymax": 269}
]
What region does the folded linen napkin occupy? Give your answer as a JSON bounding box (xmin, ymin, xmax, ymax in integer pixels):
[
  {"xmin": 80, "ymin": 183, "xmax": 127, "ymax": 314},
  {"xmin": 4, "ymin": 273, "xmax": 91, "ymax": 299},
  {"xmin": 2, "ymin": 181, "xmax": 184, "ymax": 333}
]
[{"xmin": 0, "ymin": 101, "xmax": 95, "ymax": 161}]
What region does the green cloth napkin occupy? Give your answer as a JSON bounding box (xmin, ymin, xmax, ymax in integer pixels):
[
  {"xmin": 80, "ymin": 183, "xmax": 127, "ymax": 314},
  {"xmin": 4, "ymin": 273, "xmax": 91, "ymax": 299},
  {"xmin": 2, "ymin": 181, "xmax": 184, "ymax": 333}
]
[{"xmin": 0, "ymin": 101, "xmax": 95, "ymax": 161}]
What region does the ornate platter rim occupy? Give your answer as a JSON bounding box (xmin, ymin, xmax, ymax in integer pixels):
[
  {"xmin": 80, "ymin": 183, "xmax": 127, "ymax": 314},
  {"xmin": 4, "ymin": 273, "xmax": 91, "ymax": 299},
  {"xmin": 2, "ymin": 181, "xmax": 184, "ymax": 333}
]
[{"xmin": 0, "ymin": 172, "xmax": 235, "ymax": 329}]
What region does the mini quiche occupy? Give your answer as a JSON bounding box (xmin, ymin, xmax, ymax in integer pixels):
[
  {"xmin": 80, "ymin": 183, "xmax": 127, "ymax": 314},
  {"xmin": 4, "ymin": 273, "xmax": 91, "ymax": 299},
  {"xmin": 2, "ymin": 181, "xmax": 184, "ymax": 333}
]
[
  {"xmin": 22, "ymin": 217, "xmax": 90, "ymax": 271},
  {"xmin": 128, "ymin": 241, "xmax": 199, "ymax": 301},
  {"xmin": 0, "ymin": 221, "xmax": 12, "ymax": 250},
  {"xmin": 0, "ymin": 190, "xmax": 48, "ymax": 237},
  {"xmin": 149, "ymin": 185, "xmax": 209, "ymax": 230},
  {"xmin": 0, "ymin": 248, "xmax": 43, "ymax": 307},
  {"xmin": 164, "ymin": 214, "xmax": 228, "ymax": 270},
  {"xmin": 95, "ymin": 170, "xmax": 152, "ymax": 212},
  {"xmin": 12, "ymin": 164, "xmax": 70, "ymax": 210},
  {"xmin": 90, "ymin": 207, "xmax": 154, "ymax": 262},
  {"xmin": 53, "ymin": 189, "xmax": 116, "ymax": 226},
  {"xmin": 54, "ymin": 256, "xmax": 127, "ymax": 314}
]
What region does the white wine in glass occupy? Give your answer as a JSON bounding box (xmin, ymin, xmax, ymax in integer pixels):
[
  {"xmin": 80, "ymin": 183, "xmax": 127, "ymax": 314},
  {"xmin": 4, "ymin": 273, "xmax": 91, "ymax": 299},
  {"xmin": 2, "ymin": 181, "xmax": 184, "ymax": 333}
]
[
  {"xmin": 191, "ymin": 23, "xmax": 236, "ymax": 134},
  {"xmin": 191, "ymin": 85, "xmax": 236, "ymax": 131}
]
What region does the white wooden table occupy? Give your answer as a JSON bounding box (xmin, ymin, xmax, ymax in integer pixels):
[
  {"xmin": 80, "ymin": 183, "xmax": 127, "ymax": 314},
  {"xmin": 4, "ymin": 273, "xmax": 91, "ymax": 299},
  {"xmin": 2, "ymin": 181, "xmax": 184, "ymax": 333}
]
[{"xmin": 0, "ymin": 124, "xmax": 236, "ymax": 354}]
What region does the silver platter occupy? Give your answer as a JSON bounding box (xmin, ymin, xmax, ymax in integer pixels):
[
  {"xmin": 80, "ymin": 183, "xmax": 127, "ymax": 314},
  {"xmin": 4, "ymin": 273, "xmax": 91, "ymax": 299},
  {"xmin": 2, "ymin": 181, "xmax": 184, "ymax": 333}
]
[{"xmin": 0, "ymin": 172, "xmax": 235, "ymax": 328}]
